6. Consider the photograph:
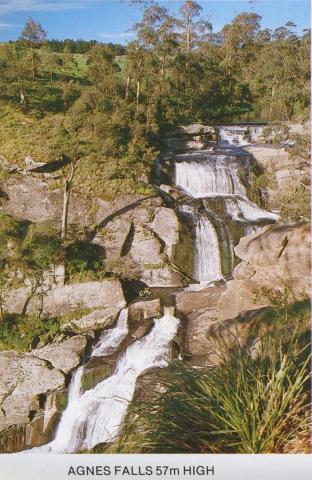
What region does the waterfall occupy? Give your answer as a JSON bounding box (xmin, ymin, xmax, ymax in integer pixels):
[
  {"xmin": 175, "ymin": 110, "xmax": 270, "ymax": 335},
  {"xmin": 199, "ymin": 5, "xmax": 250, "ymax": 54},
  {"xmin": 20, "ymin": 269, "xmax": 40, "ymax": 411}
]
[
  {"xmin": 174, "ymin": 140, "xmax": 277, "ymax": 284},
  {"xmin": 27, "ymin": 307, "xmax": 179, "ymax": 453},
  {"xmin": 175, "ymin": 154, "xmax": 246, "ymax": 198},
  {"xmin": 194, "ymin": 215, "xmax": 223, "ymax": 283}
]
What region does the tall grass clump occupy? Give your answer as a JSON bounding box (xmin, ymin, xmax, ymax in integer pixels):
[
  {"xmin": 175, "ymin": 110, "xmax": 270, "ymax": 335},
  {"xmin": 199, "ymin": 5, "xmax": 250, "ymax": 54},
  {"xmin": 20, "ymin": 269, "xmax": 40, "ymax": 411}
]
[{"xmin": 108, "ymin": 331, "xmax": 311, "ymax": 454}]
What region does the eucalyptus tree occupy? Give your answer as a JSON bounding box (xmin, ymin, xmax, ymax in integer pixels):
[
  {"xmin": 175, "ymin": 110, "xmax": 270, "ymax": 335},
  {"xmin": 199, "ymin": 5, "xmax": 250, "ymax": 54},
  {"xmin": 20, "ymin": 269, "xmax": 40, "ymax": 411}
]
[{"xmin": 19, "ymin": 17, "xmax": 47, "ymax": 78}]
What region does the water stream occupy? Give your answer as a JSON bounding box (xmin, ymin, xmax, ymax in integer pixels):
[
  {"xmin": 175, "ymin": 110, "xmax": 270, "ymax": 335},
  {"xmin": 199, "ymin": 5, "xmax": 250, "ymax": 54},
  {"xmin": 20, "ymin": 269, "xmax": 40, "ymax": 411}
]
[{"xmin": 28, "ymin": 307, "xmax": 179, "ymax": 453}]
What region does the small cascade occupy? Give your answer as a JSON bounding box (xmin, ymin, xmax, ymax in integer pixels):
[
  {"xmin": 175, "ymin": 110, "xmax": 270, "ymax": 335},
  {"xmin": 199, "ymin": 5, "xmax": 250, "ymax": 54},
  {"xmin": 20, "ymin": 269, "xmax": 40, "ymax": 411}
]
[
  {"xmin": 92, "ymin": 308, "xmax": 129, "ymax": 357},
  {"xmin": 194, "ymin": 215, "xmax": 223, "ymax": 283},
  {"xmin": 27, "ymin": 307, "xmax": 179, "ymax": 453},
  {"xmin": 224, "ymin": 195, "xmax": 279, "ymax": 223},
  {"xmin": 218, "ymin": 126, "xmax": 250, "ymax": 145}
]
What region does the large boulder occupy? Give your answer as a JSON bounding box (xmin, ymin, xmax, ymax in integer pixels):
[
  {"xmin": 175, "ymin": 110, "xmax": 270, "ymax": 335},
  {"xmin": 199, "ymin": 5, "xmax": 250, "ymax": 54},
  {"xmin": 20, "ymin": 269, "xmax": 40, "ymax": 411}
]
[
  {"xmin": 4, "ymin": 279, "xmax": 126, "ymax": 316},
  {"xmin": 219, "ymin": 222, "xmax": 311, "ymax": 320},
  {"xmin": 33, "ymin": 335, "xmax": 88, "ymax": 374},
  {"xmin": 149, "ymin": 207, "xmax": 180, "ymax": 259},
  {"xmin": 129, "ymin": 299, "xmax": 162, "ymax": 323}
]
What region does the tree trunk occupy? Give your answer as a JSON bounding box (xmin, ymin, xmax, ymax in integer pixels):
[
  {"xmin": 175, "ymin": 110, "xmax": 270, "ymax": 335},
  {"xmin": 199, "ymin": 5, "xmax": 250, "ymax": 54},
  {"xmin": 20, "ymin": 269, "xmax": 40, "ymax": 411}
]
[
  {"xmin": 30, "ymin": 44, "xmax": 36, "ymax": 78},
  {"xmin": 61, "ymin": 180, "xmax": 71, "ymax": 242},
  {"xmin": 136, "ymin": 79, "xmax": 140, "ymax": 110},
  {"xmin": 125, "ymin": 75, "xmax": 130, "ymax": 100},
  {"xmin": 61, "ymin": 158, "xmax": 82, "ymax": 243}
]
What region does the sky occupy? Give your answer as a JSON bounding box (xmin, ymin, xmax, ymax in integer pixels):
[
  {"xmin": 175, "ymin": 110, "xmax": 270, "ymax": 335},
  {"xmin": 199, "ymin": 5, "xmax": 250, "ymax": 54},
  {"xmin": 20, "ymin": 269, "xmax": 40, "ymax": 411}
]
[{"xmin": 0, "ymin": 0, "xmax": 310, "ymax": 42}]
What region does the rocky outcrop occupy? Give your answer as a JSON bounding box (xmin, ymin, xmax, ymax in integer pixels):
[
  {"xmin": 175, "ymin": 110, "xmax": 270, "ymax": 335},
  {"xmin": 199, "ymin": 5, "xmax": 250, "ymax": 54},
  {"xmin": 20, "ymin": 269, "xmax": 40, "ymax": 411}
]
[
  {"xmin": 4, "ymin": 279, "xmax": 126, "ymax": 316},
  {"xmin": 164, "ymin": 124, "xmax": 217, "ymax": 151},
  {"xmin": 33, "ymin": 335, "xmax": 88, "ymax": 374},
  {"xmin": 93, "ymin": 197, "xmax": 186, "ymax": 288},
  {"xmin": 0, "ymin": 351, "xmax": 66, "ymax": 452},
  {"xmin": 61, "ymin": 307, "xmax": 120, "ymax": 334},
  {"xmin": 244, "ymin": 144, "xmax": 309, "ymax": 211}
]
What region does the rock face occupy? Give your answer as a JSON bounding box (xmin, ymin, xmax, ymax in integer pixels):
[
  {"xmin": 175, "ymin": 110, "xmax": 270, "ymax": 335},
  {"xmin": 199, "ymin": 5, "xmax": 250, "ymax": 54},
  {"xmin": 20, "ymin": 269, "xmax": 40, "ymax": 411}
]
[
  {"xmin": 4, "ymin": 279, "xmax": 126, "ymax": 316},
  {"xmin": 244, "ymin": 144, "xmax": 309, "ymax": 211},
  {"xmin": 33, "ymin": 335, "xmax": 88, "ymax": 374},
  {"xmin": 219, "ymin": 222, "xmax": 311, "ymax": 320},
  {"xmin": 93, "ymin": 198, "xmax": 186, "ymax": 288},
  {"xmin": 0, "ymin": 174, "xmax": 91, "ymax": 226},
  {"xmin": 0, "ymin": 351, "xmax": 66, "ymax": 452}
]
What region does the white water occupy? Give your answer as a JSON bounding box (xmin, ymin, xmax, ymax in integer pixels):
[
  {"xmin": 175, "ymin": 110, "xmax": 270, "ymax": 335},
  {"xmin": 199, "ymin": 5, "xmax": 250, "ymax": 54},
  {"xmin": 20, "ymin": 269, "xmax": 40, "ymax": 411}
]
[
  {"xmin": 194, "ymin": 215, "xmax": 223, "ymax": 283},
  {"xmin": 175, "ymin": 154, "xmax": 246, "ymax": 198},
  {"xmin": 224, "ymin": 195, "xmax": 279, "ymax": 223},
  {"xmin": 92, "ymin": 308, "xmax": 129, "ymax": 357},
  {"xmin": 218, "ymin": 126, "xmax": 250, "ymax": 146},
  {"xmin": 27, "ymin": 307, "xmax": 179, "ymax": 453}
]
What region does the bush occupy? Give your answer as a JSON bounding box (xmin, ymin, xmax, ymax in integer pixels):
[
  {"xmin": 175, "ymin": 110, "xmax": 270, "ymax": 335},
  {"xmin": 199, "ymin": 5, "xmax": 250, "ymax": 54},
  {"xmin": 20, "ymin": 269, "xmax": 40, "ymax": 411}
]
[{"xmin": 0, "ymin": 313, "xmax": 60, "ymax": 352}]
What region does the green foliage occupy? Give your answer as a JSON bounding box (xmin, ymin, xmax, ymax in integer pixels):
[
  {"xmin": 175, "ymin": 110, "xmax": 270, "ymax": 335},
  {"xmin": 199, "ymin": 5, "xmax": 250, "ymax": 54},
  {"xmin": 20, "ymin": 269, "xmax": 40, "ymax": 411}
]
[
  {"xmin": 21, "ymin": 223, "xmax": 63, "ymax": 270},
  {"xmin": 0, "ymin": 312, "xmax": 60, "ymax": 352},
  {"xmin": 110, "ymin": 325, "xmax": 310, "ymax": 453},
  {"xmin": 65, "ymin": 240, "xmax": 105, "ymax": 283}
]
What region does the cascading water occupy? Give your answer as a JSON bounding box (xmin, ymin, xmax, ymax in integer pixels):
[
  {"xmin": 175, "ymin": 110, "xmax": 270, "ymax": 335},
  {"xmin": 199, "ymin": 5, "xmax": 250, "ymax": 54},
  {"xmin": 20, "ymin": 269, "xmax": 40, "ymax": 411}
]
[
  {"xmin": 194, "ymin": 215, "xmax": 223, "ymax": 283},
  {"xmin": 27, "ymin": 307, "xmax": 179, "ymax": 453},
  {"xmin": 174, "ymin": 141, "xmax": 278, "ymax": 283},
  {"xmin": 92, "ymin": 308, "xmax": 129, "ymax": 357},
  {"xmin": 224, "ymin": 195, "xmax": 279, "ymax": 223},
  {"xmin": 175, "ymin": 153, "xmax": 246, "ymax": 198}
]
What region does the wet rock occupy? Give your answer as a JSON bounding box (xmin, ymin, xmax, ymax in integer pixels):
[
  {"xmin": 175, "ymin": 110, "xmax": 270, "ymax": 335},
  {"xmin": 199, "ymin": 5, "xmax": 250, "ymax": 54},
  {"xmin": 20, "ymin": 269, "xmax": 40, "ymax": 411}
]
[
  {"xmin": 81, "ymin": 354, "xmax": 118, "ymax": 392},
  {"xmin": 33, "ymin": 335, "xmax": 88, "ymax": 374},
  {"xmin": 42, "ymin": 389, "xmax": 68, "ymax": 438},
  {"xmin": 61, "ymin": 307, "xmax": 121, "ymax": 334},
  {"xmin": 129, "ymin": 299, "xmax": 162, "ymax": 323},
  {"xmin": 132, "ymin": 319, "xmax": 154, "ymax": 340}
]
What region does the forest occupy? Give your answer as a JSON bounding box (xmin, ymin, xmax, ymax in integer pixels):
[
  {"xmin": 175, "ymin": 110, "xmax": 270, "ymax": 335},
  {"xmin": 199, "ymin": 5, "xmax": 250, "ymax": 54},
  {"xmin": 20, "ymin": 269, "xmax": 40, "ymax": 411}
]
[{"xmin": 0, "ymin": 1, "xmax": 310, "ymax": 202}]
